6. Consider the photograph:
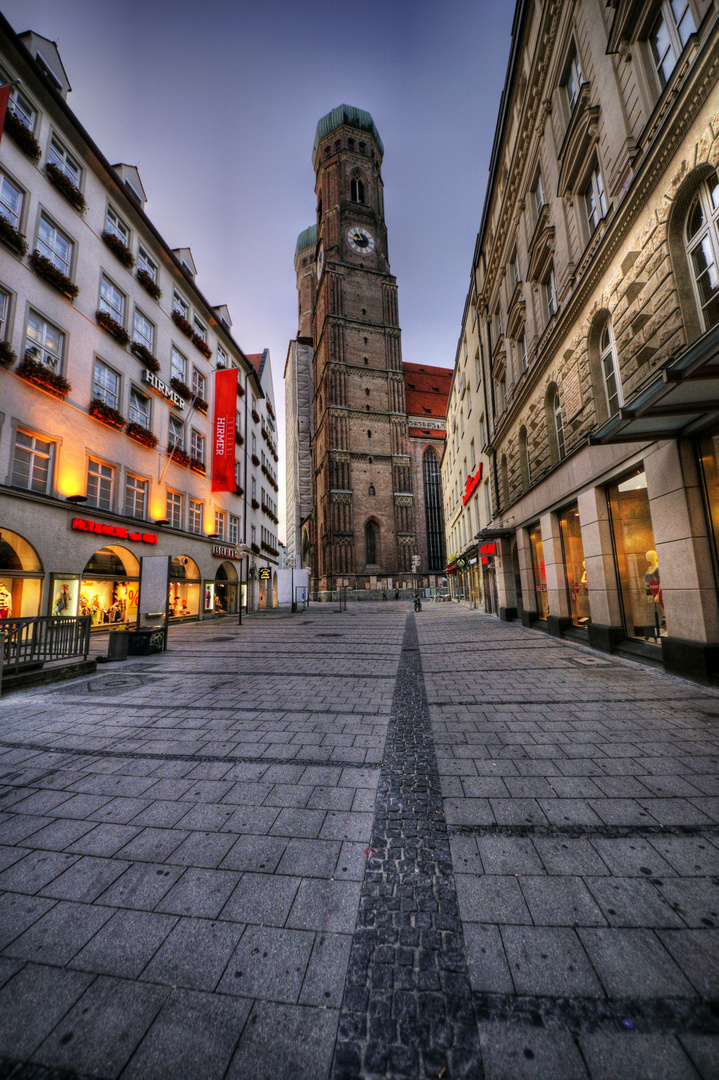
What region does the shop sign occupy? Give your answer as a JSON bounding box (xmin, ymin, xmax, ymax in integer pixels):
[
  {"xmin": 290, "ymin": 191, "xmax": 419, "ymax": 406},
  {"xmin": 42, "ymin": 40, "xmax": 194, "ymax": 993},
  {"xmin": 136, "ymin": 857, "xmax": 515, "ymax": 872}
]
[
  {"xmin": 462, "ymin": 462, "xmax": 483, "ymax": 505},
  {"xmin": 212, "ymin": 368, "xmax": 238, "ymax": 492},
  {"xmin": 469, "ymin": 557, "xmax": 477, "ymax": 565},
  {"xmin": 479, "ymin": 542, "xmax": 496, "ymax": 556},
  {"xmin": 258, "ymin": 567, "xmax": 271, "ymax": 580},
  {"xmin": 141, "ymin": 369, "xmax": 185, "ymax": 409},
  {"xmin": 71, "ymin": 517, "xmax": 157, "ymax": 544},
  {"xmin": 212, "ymin": 544, "xmax": 240, "ymax": 560}
]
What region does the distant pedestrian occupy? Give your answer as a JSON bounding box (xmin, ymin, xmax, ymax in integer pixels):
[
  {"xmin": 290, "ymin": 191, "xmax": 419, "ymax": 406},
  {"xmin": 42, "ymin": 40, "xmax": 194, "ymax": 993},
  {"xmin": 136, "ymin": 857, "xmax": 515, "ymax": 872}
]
[
  {"xmin": 381, "ymin": 590, "xmax": 386, "ymax": 601},
  {"xmin": 394, "ymin": 589, "xmax": 399, "ymax": 600}
]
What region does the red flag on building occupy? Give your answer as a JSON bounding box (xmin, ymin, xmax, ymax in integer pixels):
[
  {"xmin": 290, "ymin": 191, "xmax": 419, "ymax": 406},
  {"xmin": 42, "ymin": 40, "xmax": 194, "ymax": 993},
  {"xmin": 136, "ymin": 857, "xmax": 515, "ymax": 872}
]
[
  {"xmin": 212, "ymin": 367, "xmax": 238, "ymax": 492},
  {"xmin": 0, "ymin": 86, "xmax": 11, "ymax": 144}
]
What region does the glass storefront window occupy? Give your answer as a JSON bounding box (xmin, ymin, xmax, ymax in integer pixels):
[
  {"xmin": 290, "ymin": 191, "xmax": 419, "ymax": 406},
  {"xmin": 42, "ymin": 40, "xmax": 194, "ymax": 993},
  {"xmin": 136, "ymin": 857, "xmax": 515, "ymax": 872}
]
[
  {"xmin": 528, "ymin": 524, "xmax": 549, "ymax": 618},
  {"xmin": 169, "ymin": 556, "xmax": 200, "ymax": 619},
  {"xmin": 559, "ymin": 503, "xmax": 590, "ymax": 626},
  {"xmin": 699, "ymin": 433, "xmax": 719, "ymax": 574},
  {"xmin": 0, "ymin": 530, "xmax": 43, "ymax": 618},
  {"xmin": 607, "ymin": 470, "xmax": 666, "ymax": 642},
  {"xmin": 80, "ymin": 546, "xmax": 139, "ymax": 629}
]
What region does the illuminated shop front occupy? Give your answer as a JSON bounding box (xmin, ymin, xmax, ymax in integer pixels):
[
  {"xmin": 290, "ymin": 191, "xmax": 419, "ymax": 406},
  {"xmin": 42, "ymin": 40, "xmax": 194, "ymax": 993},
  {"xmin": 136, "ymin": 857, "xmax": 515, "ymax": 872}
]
[
  {"xmin": 699, "ymin": 432, "xmax": 719, "ymax": 577},
  {"xmin": 169, "ymin": 556, "xmax": 201, "ymax": 619},
  {"xmin": 559, "ymin": 503, "xmax": 590, "ymax": 627},
  {"xmin": 528, "ymin": 524, "xmax": 549, "ymax": 619},
  {"xmin": 78, "ymin": 546, "xmax": 140, "ymax": 629},
  {"xmin": 215, "ymin": 560, "xmax": 238, "ymax": 614},
  {"xmin": 0, "ymin": 530, "xmax": 43, "ymax": 619},
  {"xmin": 607, "ymin": 470, "xmax": 665, "ymax": 643}
]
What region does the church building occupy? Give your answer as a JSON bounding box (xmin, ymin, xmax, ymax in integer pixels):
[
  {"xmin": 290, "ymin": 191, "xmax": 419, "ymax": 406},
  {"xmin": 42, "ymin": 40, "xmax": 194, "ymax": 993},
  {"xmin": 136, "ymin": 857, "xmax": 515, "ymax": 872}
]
[{"xmin": 285, "ymin": 105, "xmax": 450, "ymax": 599}]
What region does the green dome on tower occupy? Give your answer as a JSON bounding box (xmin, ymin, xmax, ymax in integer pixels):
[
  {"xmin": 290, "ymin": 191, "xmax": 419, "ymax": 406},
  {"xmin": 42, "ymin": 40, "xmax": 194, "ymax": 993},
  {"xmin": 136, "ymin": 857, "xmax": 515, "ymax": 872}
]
[
  {"xmin": 295, "ymin": 224, "xmax": 317, "ymax": 257},
  {"xmin": 312, "ymin": 105, "xmax": 384, "ymax": 165}
]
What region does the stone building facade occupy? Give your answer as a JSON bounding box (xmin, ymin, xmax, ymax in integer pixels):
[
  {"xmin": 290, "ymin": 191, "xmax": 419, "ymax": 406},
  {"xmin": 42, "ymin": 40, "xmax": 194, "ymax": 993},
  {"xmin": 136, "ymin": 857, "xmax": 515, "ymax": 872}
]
[
  {"xmin": 459, "ymin": 0, "xmax": 719, "ymax": 683},
  {"xmin": 286, "ymin": 106, "xmax": 451, "ymax": 599}
]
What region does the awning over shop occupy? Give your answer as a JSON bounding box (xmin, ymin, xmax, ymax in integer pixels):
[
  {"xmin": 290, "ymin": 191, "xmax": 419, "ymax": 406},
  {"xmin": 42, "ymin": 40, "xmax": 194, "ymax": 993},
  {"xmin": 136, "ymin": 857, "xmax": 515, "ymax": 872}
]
[
  {"xmin": 591, "ymin": 324, "xmax": 719, "ymax": 444},
  {"xmin": 476, "ymin": 528, "xmax": 513, "ymax": 540}
]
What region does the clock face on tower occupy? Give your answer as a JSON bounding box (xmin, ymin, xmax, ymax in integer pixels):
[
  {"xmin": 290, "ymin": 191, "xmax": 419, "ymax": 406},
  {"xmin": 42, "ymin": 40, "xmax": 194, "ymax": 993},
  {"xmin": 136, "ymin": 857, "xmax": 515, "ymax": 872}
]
[{"xmin": 347, "ymin": 227, "xmax": 375, "ymax": 254}]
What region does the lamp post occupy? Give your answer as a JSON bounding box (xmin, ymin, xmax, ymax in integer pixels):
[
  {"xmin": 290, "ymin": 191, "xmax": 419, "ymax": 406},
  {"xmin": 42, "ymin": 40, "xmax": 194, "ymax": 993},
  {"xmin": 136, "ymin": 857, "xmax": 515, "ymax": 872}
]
[
  {"xmin": 235, "ymin": 544, "xmax": 251, "ymax": 626},
  {"xmin": 287, "ymin": 557, "xmax": 296, "ymax": 612}
]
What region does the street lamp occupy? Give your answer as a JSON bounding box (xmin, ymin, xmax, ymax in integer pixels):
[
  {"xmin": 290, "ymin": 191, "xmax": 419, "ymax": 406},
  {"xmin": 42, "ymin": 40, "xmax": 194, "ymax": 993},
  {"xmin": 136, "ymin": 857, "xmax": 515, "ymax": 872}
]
[
  {"xmin": 287, "ymin": 557, "xmax": 296, "ymax": 612},
  {"xmin": 235, "ymin": 543, "xmax": 251, "ymax": 626}
]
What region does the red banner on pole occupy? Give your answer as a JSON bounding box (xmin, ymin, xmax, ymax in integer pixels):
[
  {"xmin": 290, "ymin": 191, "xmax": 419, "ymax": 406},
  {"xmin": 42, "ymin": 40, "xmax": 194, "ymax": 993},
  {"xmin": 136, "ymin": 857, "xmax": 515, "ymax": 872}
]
[
  {"xmin": 0, "ymin": 86, "xmax": 11, "ymax": 145},
  {"xmin": 212, "ymin": 368, "xmax": 238, "ymax": 492}
]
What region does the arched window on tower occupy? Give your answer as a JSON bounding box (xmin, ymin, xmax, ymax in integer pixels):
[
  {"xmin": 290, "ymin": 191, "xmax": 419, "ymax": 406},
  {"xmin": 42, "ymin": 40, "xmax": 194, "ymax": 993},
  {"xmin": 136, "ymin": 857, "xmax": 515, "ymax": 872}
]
[
  {"xmin": 365, "ymin": 520, "xmax": 379, "ymax": 565},
  {"xmin": 351, "ymin": 176, "xmax": 365, "ymax": 204},
  {"xmin": 422, "ymin": 448, "xmax": 446, "ymax": 572},
  {"xmin": 686, "ymin": 176, "xmax": 719, "ymax": 329}
]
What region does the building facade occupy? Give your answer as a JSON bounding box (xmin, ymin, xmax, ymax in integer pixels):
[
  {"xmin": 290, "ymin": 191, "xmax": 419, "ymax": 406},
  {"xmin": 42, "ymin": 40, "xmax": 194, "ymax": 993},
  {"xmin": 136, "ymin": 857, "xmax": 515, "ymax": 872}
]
[
  {"xmin": 460, "ymin": 0, "xmax": 719, "ymax": 682},
  {"xmin": 286, "ymin": 105, "xmax": 451, "ymax": 599},
  {"xmin": 0, "ymin": 18, "xmax": 272, "ymax": 627}
]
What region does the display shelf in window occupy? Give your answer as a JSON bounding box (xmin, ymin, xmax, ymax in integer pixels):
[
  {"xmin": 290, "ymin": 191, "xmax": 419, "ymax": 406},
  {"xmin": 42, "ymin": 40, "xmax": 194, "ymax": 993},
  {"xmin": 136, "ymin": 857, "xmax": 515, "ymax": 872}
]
[
  {"xmin": 17, "ymin": 353, "xmax": 71, "ymax": 397},
  {"xmin": 101, "ymin": 229, "xmax": 135, "ymax": 269},
  {"xmin": 170, "ymin": 377, "xmax": 192, "ymax": 401},
  {"xmin": 89, "ymin": 397, "xmax": 125, "ymax": 430},
  {"xmin": 96, "ymin": 309, "xmax": 130, "ymax": 346},
  {"xmin": 4, "ymin": 110, "xmax": 41, "ymax": 163},
  {"xmin": 0, "ymin": 215, "xmax": 28, "ymax": 257},
  {"xmin": 44, "ymin": 162, "xmax": 87, "ymax": 214},
  {"xmin": 171, "ymin": 309, "xmax": 194, "ymax": 339},
  {"xmin": 167, "ymin": 443, "xmax": 191, "ymax": 468},
  {"xmin": 136, "ymin": 268, "xmax": 162, "ymax": 301},
  {"xmin": 0, "ymin": 340, "xmax": 17, "ymax": 366},
  {"xmin": 29, "ymin": 250, "xmax": 79, "ymax": 300},
  {"xmin": 126, "ymin": 421, "xmax": 158, "ymax": 449},
  {"xmin": 130, "ymin": 341, "xmax": 161, "ymax": 373}
]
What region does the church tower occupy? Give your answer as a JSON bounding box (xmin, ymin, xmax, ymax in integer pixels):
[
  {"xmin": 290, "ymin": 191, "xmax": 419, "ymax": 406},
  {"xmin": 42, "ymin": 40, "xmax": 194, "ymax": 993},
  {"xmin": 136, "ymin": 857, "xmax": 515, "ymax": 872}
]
[{"xmin": 309, "ymin": 105, "xmax": 416, "ymax": 597}]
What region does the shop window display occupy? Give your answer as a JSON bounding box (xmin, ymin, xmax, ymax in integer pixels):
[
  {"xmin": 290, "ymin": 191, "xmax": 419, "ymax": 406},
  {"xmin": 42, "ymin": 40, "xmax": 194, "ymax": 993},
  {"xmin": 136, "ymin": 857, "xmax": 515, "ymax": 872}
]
[
  {"xmin": 215, "ymin": 561, "xmax": 238, "ymax": 614},
  {"xmin": 0, "ymin": 530, "xmax": 43, "ymax": 618},
  {"xmin": 607, "ymin": 470, "xmax": 666, "ymax": 642},
  {"xmin": 699, "ymin": 433, "xmax": 719, "ymax": 573},
  {"xmin": 528, "ymin": 524, "xmax": 549, "ymax": 619},
  {"xmin": 169, "ymin": 556, "xmax": 200, "ymax": 619},
  {"xmin": 559, "ymin": 503, "xmax": 590, "ymax": 626},
  {"xmin": 80, "ymin": 546, "xmax": 139, "ymax": 628}
]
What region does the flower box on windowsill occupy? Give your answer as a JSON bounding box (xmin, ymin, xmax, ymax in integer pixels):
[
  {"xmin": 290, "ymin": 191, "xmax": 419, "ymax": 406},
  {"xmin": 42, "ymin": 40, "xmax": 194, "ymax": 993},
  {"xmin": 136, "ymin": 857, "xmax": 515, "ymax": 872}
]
[
  {"xmin": 193, "ymin": 396, "xmax": 209, "ymax": 414},
  {"xmin": 96, "ymin": 309, "xmax": 130, "ymax": 346},
  {"xmin": 45, "ymin": 162, "xmax": 87, "ymax": 214},
  {"xmin": 0, "ymin": 340, "xmax": 17, "ymax": 366},
  {"xmin": 251, "ymin": 409, "xmax": 260, "ymax": 423},
  {"xmin": 235, "ymin": 485, "xmax": 244, "ymax": 496},
  {"xmin": 89, "ymin": 397, "xmax": 125, "ymax": 430},
  {"xmin": 136, "ymin": 268, "xmax": 162, "ymax": 300},
  {"xmin": 251, "ymin": 543, "xmax": 260, "ymax": 554},
  {"xmin": 0, "ymin": 215, "xmax": 29, "ymax": 258},
  {"xmin": 251, "ymin": 498, "xmax": 259, "ymax": 510},
  {"xmin": 131, "ymin": 341, "xmax": 161, "ymax": 372},
  {"xmin": 4, "ymin": 110, "xmax": 41, "ymax": 163},
  {"xmin": 192, "ymin": 333, "xmax": 212, "ymax": 360},
  {"xmin": 170, "ymin": 377, "xmax": 192, "ymax": 401},
  {"xmin": 171, "ymin": 310, "xmax": 194, "ymax": 338},
  {"xmin": 235, "ymin": 431, "xmax": 244, "ymax": 445},
  {"xmin": 29, "ymin": 250, "xmax": 79, "ymax": 300},
  {"xmin": 101, "ymin": 230, "xmax": 135, "ymax": 269},
  {"xmin": 251, "ymin": 454, "xmax": 260, "ymax": 467},
  {"xmin": 190, "ymin": 458, "xmax": 206, "ymax": 474},
  {"xmin": 168, "ymin": 444, "xmax": 191, "ymax": 468},
  {"xmin": 266, "ymin": 401, "xmax": 275, "ymax": 420},
  {"xmin": 237, "ymin": 385, "xmax": 245, "ymax": 397},
  {"xmin": 126, "ymin": 421, "xmax": 158, "ymax": 448},
  {"xmin": 17, "ymin": 353, "xmax": 71, "ymax": 397}
]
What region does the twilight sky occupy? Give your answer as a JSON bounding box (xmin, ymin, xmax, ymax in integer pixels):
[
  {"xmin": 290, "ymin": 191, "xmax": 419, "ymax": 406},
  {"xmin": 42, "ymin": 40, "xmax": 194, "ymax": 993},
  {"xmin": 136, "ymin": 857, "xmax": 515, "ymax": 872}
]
[{"xmin": 2, "ymin": 0, "xmax": 515, "ymax": 539}]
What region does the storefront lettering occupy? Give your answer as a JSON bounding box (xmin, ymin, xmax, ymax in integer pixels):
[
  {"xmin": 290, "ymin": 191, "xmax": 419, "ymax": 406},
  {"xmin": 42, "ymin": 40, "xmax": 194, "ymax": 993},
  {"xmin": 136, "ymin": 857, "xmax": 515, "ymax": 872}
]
[
  {"xmin": 212, "ymin": 544, "xmax": 240, "ymax": 559},
  {"xmin": 462, "ymin": 462, "xmax": 483, "ymax": 505},
  {"xmin": 141, "ymin": 369, "xmax": 185, "ymax": 409},
  {"xmin": 479, "ymin": 542, "xmax": 496, "ymax": 555},
  {"xmin": 71, "ymin": 518, "xmax": 158, "ymax": 544}
]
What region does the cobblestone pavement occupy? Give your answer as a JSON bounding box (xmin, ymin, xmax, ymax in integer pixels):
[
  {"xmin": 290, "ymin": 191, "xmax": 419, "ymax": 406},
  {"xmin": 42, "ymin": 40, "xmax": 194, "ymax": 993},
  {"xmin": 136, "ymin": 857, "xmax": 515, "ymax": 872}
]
[{"xmin": 0, "ymin": 603, "xmax": 717, "ymax": 1079}]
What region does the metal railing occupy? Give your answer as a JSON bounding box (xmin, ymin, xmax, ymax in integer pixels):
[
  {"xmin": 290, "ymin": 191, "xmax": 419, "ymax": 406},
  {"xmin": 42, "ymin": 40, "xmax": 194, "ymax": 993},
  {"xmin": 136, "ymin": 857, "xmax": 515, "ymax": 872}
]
[{"xmin": 1, "ymin": 616, "xmax": 92, "ymax": 691}]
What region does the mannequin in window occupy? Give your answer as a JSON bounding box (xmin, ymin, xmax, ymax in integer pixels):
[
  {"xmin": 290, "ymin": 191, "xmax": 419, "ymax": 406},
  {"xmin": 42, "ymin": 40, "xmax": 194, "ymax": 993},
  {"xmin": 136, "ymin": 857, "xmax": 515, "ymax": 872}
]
[
  {"xmin": 0, "ymin": 584, "xmax": 11, "ymax": 619},
  {"xmin": 645, "ymin": 549, "xmax": 664, "ymax": 637}
]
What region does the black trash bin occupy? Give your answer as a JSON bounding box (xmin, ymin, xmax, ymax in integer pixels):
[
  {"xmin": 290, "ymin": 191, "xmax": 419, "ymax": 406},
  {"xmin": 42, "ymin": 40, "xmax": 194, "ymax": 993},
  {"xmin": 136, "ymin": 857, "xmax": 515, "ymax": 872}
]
[
  {"xmin": 127, "ymin": 627, "xmax": 165, "ymax": 655},
  {"xmin": 107, "ymin": 629, "xmax": 129, "ymax": 662}
]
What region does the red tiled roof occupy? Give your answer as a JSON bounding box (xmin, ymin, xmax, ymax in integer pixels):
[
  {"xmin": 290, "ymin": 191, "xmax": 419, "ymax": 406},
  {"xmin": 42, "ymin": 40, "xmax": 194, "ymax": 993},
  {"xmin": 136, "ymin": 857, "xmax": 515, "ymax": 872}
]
[
  {"xmin": 403, "ymin": 362, "xmax": 452, "ymax": 420},
  {"xmin": 409, "ymin": 427, "xmax": 445, "ymax": 440},
  {"xmin": 245, "ymin": 353, "xmax": 263, "ymax": 373}
]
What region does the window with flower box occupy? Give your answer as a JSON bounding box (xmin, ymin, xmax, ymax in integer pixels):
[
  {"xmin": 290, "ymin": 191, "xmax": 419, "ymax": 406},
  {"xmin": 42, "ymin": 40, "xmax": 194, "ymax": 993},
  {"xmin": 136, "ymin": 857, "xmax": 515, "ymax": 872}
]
[
  {"xmin": 229, "ymin": 515, "xmax": 239, "ymax": 546},
  {"xmin": 125, "ymin": 474, "xmax": 148, "ymax": 519},
  {"xmin": 251, "ymin": 525, "xmax": 256, "ymax": 546},
  {"xmin": 5, "ymin": 79, "xmax": 36, "ymax": 132},
  {"xmin": 48, "ymin": 136, "xmax": 81, "ymax": 186},
  {"xmin": 169, "ymin": 413, "xmax": 184, "ymax": 449},
  {"xmin": 87, "ymin": 458, "xmax": 114, "ymax": 512},
  {"xmin": 133, "ymin": 308, "xmax": 154, "ymax": 353},
  {"xmin": 217, "ymin": 344, "xmax": 228, "ymax": 368},
  {"xmin": 93, "ymin": 359, "xmax": 120, "ymax": 410},
  {"xmin": 193, "ymin": 317, "xmax": 207, "ymax": 343},
  {"xmin": 189, "ymin": 499, "xmax": 202, "ymax": 534},
  {"xmin": 173, "ymin": 291, "xmax": 189, "ymax": 319},
  {"xmin": 12, "ymin": 430, "xmax": 54, "ymax": 493},
  {"xmin": 167, "ymin": 491, "xmax": 183, "ymax": 529},
  {"xmin": 105, "ymin": 205, "xmax": 129, "ymax": 245},
  {"xmin": 0, "ymin": 288, "xmax": 10, "ymax": 342},
  {"xmin": 235, "ymin": 460, "xmax": 242, "ymax": 490},
  {"xmin": 191, "ymin": 429, "xmax": 205, "ymax": 465},
  {"xmin": 543, "ymin": 265, "xmax": 557, "ymax": 323},
  {"xmin": 138, "ymin": 245, "xmax": 158, "ymax": 282},
  {"xmin": 37, "ymin": 214, "xmax": 73, "ymax": 278},
  {"xmin": 192, "ymin": 367, "xmax": 206, "ymax": 403},
  {"xmin": 129, "ymin": 387, "xmax": 150, "ymax": 429},
  {"xmin": 214, "ymin": 511, "xmax": 226, "ymax": 540},
  {"xmin": 25, "ymin": 310, "xmax": 63, "ymax": 369},
  {"xmin": 562, "ymin": 43, "xmax": 583, "ymax": 114},
  {"xmin": 0, "ymin": 174, "xmax": 23, "ymax": 230},
  {"xmin": 171, "ymin": 346, "xmax": 187, "ymax": 384},
  {"xmin": 100, "ymin": 275, "xmax": 125, "ymax": 325}
]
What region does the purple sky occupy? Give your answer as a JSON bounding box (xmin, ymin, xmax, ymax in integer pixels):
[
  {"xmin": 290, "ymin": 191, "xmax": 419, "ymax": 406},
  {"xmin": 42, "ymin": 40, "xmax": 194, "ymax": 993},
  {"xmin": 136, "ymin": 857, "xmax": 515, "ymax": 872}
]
[{"xmin": 3, "ymin": 0, "xmax": 515, "ymax": 538}]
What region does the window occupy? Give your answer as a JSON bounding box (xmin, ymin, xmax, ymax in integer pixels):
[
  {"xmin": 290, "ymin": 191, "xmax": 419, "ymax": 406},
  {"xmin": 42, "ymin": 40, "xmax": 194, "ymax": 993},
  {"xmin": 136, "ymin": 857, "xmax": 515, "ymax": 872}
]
[
  {"xmin": 563, "ymin": 43, "xmax": 583, "ymax": 112},
  {"xmin": 138, "ymin": 245, "xmax": 158, "ymax": 283},
  {"xmin": 129, "ymin": 387, "xmax": 150, "ymax": 429},
  {"xmin": 12, "ymin": 430, "xmax": 53, "ymax": 493},
  {"xmin": 105, "ymin": 206, "xmax": 129, "ymax": 245},
  {"xmin": 235, "ymin": 460, "xmax": 242, "ymax": 487},
  {"xmin": 192, "ymin": 368, "xmax": 206, "ymax": 402},
  {"xmin": 133, "ymin": 309, "xmax": 154, "ymax": 352},
  {"xmin": 169, "ymin": 413, "xmax": 184, "ymax": 448},
  {"xmin": 365, "ymin": 521, "xmax": 379, "ymax": 564},
  {"xmin": 649, "ymin": 0, "xmax": 695, "ymax": 88},
  {"xmin": 533, "ymin": 170, "xmax": 545, "ymax": 220},
  {"xmin": 0, "ymin": 174, "xmax": 23, "ymax": 229},
  {"xmin": 167, "ymin": 491, "xmax": 183, "ymax": 529},
  {"xmin": 173, "ymin": 291, "xmax": 189, "ymax": 319},
  {"xmin": 251, "ymin": 525, "xmax": 256, "ymax": 545},
  {"xmin": 686, "ymin": 177, "xmax": 719, "ymax": 329},
  {"xmin": 475, "ymin": 349, "xmax": 482, "ymax": 388},
  {"xmin": 0, "ymin": 288, "xmax": 10, "ymax": 341},
  {"xmin": 189, "ymin": 500, "xmax": 202, "ymax": 534},
  {"xmin": 599, "ymin": 322, "xmax": 622, "ymax": 416},
  {"xmin": 251, "ymin": 433, "xmax": 257, "ymax": 454},
  {"xmin": 470, "ymin": 439, "xmax": 476, "ymax": 470},
  {"xmin": 493, "ymin": 307, "xmax": 503, "ymax": 341},
  {"xmin": 26, "ymin": 310, "xmax": 63, "ymax": 369},
  {"xmin": 584, "ymin": 164, "xmax": 607, "ymax": 233},
  {"xmin": 543, "ymin": 266, "xmax": 557, "ymax": 322},
  {"xmin": 229, "ymin": 515, "xmax": 239, "ymax": 545},
  {"xmin": 369, "ymin": 485, "xmax": 375, "ymax": 496},
  {"xmin": 191, "ymin": 429, "xmax": 205, "ymax": 464},
  {"xmin": 517, "ymin": 332, "xmax": 527, "ymax": 373},
  {"xmin": 125, "ymin": 474, "xmax": 147, "ymax": 519},
  {"xmin": 217, "ymin": 344, "xmax": 228, "ymax": 368},
  {"xmin": 93, "ymin": 359, "xmax": 120, "ymax": 410},
  {"xmin": 7, "ymin": 83, "xmax": 36, "ymax": 131},
  {"xmin": 553, "ymin": 390, "xmax": 566, "ymax": 461},
  {"xmin": 87, "ymin": 458, "xmax": 114, "ymax": 512},
  {"xmin": 350, "ymin": 176, "xmax": 365, "ymax": 203},
  {"xmin": 100, "ymin": 275, "xmax": 125, "ymax": 324},
  {"xmin": 251, "ymin": 477, "xmax": 256, "ymax": 500},
  {"xmin": 171, "ymin": 346, "xmax": 187, "ymax": 383},
  {"xmin": 214, "ymin": 510, "xmax": 226, "ymax": 540},
  {"xmin": 510, "ymin": 251, "xmax": 520, "ymax": 287},
  {"xmin": 48, "ymin": 136, "xmax": 81, "ymax": 186},
  {"xmin": 193, "ymin": 317, "xmax": 206, "ymax": 343},
  {"xmin": 37, "ymin": 214, "xmax": 73, "ymax": 277}
]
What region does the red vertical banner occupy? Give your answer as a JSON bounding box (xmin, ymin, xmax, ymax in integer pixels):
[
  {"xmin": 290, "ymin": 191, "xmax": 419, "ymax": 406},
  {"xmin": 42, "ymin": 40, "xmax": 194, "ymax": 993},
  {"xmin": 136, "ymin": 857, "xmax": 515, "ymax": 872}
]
[
  {"xmin": 212, "ymin": 368, "xmax": 238, "ymax": 492},
  {"xmin": 0, "ymin": 86, "xmax": 11, "ymax": 145}
]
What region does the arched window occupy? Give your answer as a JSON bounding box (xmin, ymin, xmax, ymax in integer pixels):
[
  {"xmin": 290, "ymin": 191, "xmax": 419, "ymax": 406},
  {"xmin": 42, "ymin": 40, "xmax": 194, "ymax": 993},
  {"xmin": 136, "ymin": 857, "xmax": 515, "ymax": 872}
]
[
  {"xmin": 422, "ymin": 448, "xmax": 445, "ymax": 572},
  {"xmin": 369, "ymin": 485, "xmax": 375, "ymax": 496},
  {"xmin": 545, "ymin": 384, "xmax": 566, "ymax": 466},
  {"xmin": 351, "ymin": 176, "xmax": 365, "ymax": 203},
  {"xmin": 365, "ymin": 521, "xmax": 379, "ymax": 565},
  {"xmin": 599, "ymin": 321, "xmax": 622, "ymax": 417},
  {"xmin": 519, "ymin": 426, "xmax": 530, "ymax": 490},
  {"xmin": 553, "ymin": 391, "xmax": 566, "ymax": 461},
  {"xmin": 686, "ymin": 177, "xmax": 719, "ymax": 330}
]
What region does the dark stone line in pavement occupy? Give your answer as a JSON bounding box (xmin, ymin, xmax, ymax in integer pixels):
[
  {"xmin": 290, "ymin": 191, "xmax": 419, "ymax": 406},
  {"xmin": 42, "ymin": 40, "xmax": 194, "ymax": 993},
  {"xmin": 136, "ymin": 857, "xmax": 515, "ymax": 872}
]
[
  {"xmin": 0, "ymin": 740, "xmax": 380, "ymax": 772},
  {"xmin": 472, "ymin": 991, "xmax": 719, "ymax": 1036},
  {"xmin": 449, "ymin": 823, "xmax": 719, "ymax": 840},
  {"xmin": 429, "ymin": 695, "xmax": 715, "ymax": 706},
  {"xmin": 0, "ymin": 1057, "xmax": 85, "ymax": 1079},
  {"xmin": 332, "ymin": 613, "xmax": 483, "ymax": 1080}
]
